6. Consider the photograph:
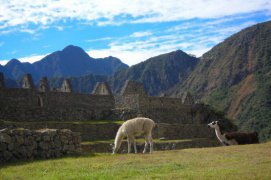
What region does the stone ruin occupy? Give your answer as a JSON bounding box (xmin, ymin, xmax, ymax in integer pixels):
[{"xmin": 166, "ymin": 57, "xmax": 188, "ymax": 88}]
[
  {"xmin": 121, "ymin": 80, "xmax": 147, "ymax": 96},
  {"xmin": 38, "ymin": 77, "xmax": 50, "ymax": 92},
  {"xmin": 0, "ymin": 72, "xmax": 227, "ymax": 129},
  {"xmin": 22, "ymin": 74, "xmax": 35, "ymax": 89},
  {"xmin": 0, "ymin": 72, "xmax": 5, "ymax": 88},
  {"xmin": 182, "ymin": 92, "xmax": 195, "ymax": 105},
  {"xmin": 0, "ymin": 72, "xmax": 201, "ymax": 123},
  {"xmin": 61, "ymin": 79, "xmax": 73, "ymax": 92},
  {"xmin": 92, "ymin": 82, "xmax": 112, "ymax": 96},
  {"xmin": 0, "ymin": 128, "xmax": 81, "ymax": 163}
]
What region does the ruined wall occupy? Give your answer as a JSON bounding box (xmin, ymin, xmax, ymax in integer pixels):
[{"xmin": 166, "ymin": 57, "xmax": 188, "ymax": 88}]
[
  {"xmin": 139, "ymin": 97, "xmax": 193, "ymax": 124},
  {"xmin": 0, "ymin": 88, "xmax": 115, "ymax": 121},
  {"xmin": 0, "ymin": 121, "xmax": 120, "ymax": 141},
  {"xmin": 0, "ymin": 128, "xmax": 81, "ymax": 164},
  {"xmin": 115, "ymin": 95, "xmax": 195, "ymax": 124},
  {"xmin": 0, "ymin": 121, "xmax": 215, "ymax": 142},
  {"xmin": 0, "ymin": 72, "xmax": 4, "ymax": 88}
]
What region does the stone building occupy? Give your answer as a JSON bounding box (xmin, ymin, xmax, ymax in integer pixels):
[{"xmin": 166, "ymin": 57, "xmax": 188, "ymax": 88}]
[
  {"xmin": 0, "ymin": 72, "xmax": 226, "ymax": 127},
  {"xmin": 22, "ymin": 74, "xmax": 35, "ymax": 89},
  {"xmin": 61, "ymin": 79, "xmax": 73, "ymax": 92},
  {"xmin": 38, "ymin": 77, "xmax": 50, "ymax": 92},
  {"xmin": 92, "ymin": 82, "xmax": 112, "ymax": 96}
]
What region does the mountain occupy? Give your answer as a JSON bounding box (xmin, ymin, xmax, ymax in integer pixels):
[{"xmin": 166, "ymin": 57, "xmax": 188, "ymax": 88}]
[
  {"xmin": 4, "ymin": 59, "xmax": 35, "ymax": 80},
  {"xmin": 170, "ymin": 21, "xmax": 271, "ymax": 141},
  {"xmin": 2, "ymin": 45, "xmax": 128, "ymax": 82},
  {"xmin": 110, "ymin": 50, "xmax": 199, "ymax": 96}
]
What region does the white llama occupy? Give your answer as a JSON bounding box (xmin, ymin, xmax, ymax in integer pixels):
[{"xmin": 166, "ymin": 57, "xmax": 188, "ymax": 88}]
[
  {"xmin": 208, "ymin": 121, "xmax": 259, "ymax": 146},
  {"xmin": 112, "ymin": 117, "xmax": 155, "ymax": 154}
]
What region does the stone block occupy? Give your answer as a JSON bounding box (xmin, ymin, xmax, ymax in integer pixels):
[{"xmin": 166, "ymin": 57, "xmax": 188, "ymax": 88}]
[
  {"xmin": 0, "ymin": 142, "xmax": 7, "ymax": 151},
  {"xmin": 0, "ymin": 133, "xmax": 12, "ymax": 144}
]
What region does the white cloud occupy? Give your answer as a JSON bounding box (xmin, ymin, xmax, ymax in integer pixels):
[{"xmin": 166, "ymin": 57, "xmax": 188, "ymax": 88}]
[
  {"xmin": 0, "ymin": 60, "xmax": 9, "ymax": 65},
  {"xmin": 0, "ymin": 0, "xmax": 270, "ymax": 31},
  {"xmin": 86, "ymin": 37, "xmax": 114, "ymax": 42},
  {"xmin": 130, "ymin": 31, "xmax": 152, "ymax": 38},
  {"xmin": 87, "ymin": 16, "xmax": 265, "ymax": 65},
  {"xmin": 0, "ymin": 54, "xmax": 48, "ymax": 65},
  {"xmin": 19, "ymin": 54, "xmax": 48, "ymax": 63}
]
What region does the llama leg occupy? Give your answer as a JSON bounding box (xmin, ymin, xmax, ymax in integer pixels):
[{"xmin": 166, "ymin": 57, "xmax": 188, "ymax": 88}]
[
  {"xmin": 148, "ymin": 135, "xmax": 153, "ymax": 153},
  {"xmin": 127, "ymin": 136, "xmax": 132, "ymax": 153},
  {"xmin": 143, "ymin": 141, "xmax": 148, "ymax": 154},
  {"xmin": 131, "ymin": 137, "xmax": 137, "ymax": 153},
  {"xmin": 143, "ymin": 136, "xmax": 148, "ymax": 153}
]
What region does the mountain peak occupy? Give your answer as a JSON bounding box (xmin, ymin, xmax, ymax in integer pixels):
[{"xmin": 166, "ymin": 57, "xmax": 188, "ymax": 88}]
[
  {"xmin": 62, "ymin": 45, "xmax": 85, "ymax": 53},
  {"xmin": 5, "ymin": 59, "xmax": 21, "ymax": 66}
]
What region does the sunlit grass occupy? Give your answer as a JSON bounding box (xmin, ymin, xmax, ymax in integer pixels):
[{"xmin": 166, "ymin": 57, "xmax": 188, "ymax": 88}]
[
  {"xmin": 81, "ymin": 138, "xmax": 208, "ymax": 145},
  {"xmin": 1, "ymin": 142, "xmax": 271, "ymax": 179}
]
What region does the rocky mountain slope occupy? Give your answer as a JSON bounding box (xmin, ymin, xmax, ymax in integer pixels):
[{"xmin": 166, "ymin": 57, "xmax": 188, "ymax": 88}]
[
  {"xmin": 170, "ymin": 21, "xmax": 271, "ymax": 141},
  {"xmin": 110, "ymin": 50, "xmax": 199, "ymax": 96}
]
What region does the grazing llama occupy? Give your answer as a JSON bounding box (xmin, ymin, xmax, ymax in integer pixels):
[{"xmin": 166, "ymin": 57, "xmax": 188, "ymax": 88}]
[
  {"xmin": 112, "ymin": 117, "xmax": 155, "ymax": 154},
  {"xmin": 208, "ymin": 121, "xmax": 259, "ymax": 146}
]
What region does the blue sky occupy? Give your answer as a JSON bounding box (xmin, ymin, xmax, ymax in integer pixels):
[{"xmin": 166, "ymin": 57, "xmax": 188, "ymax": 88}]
[{"xmin": 0, "ymin": 0, "xmax": 271, "ymax": 66}]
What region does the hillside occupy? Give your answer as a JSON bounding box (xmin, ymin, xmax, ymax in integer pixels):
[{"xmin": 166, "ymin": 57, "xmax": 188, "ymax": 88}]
[
  {"xmin": 170, "ymin": 21, "xmax": 271, "ymax": 141},
  {"xmin": 1, "ymin": 142, "xmax": 271, "ymax": 179},
  {"xmin": 110, "ymin": 50, "xmax": 198, "ymax": 96},
  {"xmin": 2, "ymin": 45, "xmax": 128, "ymax": 82}
]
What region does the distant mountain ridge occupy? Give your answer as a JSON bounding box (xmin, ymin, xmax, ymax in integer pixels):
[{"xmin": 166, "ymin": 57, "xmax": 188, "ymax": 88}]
[
  {"xmin": 48, "ymin": 50, "xmax": 199, "ymax": 96},
  {"xmin": 2, "ymin": 45, "xmax": 128, "ymax": 82},
  {"xmin": 109, "ymin": 50, "xmax": 199, "ymax": 96}
]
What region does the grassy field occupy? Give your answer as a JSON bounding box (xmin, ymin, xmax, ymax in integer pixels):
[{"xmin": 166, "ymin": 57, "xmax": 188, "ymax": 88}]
[
  {"xmin": 1, "ymin": 142, "xmax": 271, "ymax": 180},
  {"xmin": 81, "ymin": 138, "xmax": 202, "ymax": 145}
]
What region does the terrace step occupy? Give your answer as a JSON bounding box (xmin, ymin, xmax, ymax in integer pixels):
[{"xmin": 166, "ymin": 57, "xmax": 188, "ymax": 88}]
[{"xmin": 81, "ymin": 138, "xmax": 220, "ymax": 153}]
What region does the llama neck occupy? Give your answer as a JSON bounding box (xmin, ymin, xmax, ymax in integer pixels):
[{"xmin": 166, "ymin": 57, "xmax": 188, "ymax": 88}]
[
  {"xmin": 214, "ymin": 126, "xmax": 226, "ymax": 142},
  {"xmin": 114, "ymin": 129, "xmax": 124, "ymax": 147}
]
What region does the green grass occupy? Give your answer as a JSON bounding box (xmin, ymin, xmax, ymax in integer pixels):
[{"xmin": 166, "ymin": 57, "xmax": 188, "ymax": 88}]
[
  {"xmin": 1, "ymin": 142, "xmax": 271, "ymax": 179},
  {"xmin": 81, "ymin": 138, "xmax": 206, "ymax": 145}
]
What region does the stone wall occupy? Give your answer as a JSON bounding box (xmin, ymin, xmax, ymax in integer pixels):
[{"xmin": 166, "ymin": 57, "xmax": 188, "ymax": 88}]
[
  {"xmin": 0, "ymin": 128, "xmax": 81, "ymax": 164},
  {"xmin": 154, "ymin": 123, "xmax": 215, "ymax": 139},
  {"xmin": 0, "ymin": 121, "xmax": 120, "ymax": 141},
  {"xmin": 0, "ymin": 121, "xmax": 216, "ymax": 141},
  {"xmin": 0, "ymin": 88, "xmax": 115, "ymax": 121}
]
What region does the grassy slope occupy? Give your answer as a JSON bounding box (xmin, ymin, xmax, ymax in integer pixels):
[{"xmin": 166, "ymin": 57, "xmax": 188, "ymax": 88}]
[{"xmin": 1, "ymin": 142, "xmax": 271, "ymax": 179}]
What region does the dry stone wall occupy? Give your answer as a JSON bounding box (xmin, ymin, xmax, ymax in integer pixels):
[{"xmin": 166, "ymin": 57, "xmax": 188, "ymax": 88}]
[
  {"xmin": 0, "ymin": 128, "xmax": 81, "ymax": 164},
  {"xmin": 0, "ymin": 88, "xmax": 115, "ymax": 121}
]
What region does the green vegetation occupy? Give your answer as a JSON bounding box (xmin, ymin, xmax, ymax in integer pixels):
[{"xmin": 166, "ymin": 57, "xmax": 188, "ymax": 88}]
[
  {"xmin": 1, "ymin": 142, "xmax": 271, "ymax": 179},
  {"xmin": 81, "ymin": 138, "xmax": 204, "ymax": 145}
]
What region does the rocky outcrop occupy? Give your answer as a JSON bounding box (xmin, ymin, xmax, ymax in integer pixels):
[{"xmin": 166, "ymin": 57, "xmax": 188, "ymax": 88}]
[{"xmin": 0, "ymin": 128, "xmax": 81, "ymax": 164}]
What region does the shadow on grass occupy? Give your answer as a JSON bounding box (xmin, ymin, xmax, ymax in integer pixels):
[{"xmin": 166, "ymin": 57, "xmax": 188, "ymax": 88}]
[{"xmin": 0, "ymin": 151, "xmax": 99, "ymax": 168}]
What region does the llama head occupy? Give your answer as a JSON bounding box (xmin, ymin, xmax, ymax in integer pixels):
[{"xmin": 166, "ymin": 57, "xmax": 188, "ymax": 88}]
[
  {"xmin": 208, "ymin": 121, "xmax": 219, "ymax": 129},
  {"xmin": 110, "ymin": 143, "xmax": 115, "ymax": 153},
  {"xmin": 111, "ymin": 143, "xmax": 119, "ymax": 154}
]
